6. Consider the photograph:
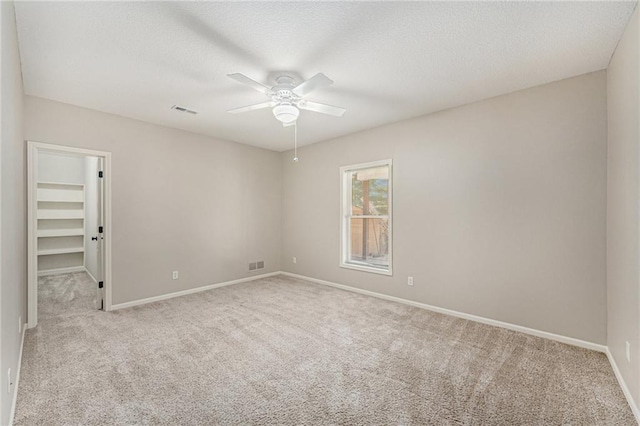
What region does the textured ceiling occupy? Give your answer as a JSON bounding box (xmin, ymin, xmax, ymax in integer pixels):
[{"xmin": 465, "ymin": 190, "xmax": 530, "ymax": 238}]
[{"xmin": 14, "ymin": 1, "xmax": 637, "ymax": 151}]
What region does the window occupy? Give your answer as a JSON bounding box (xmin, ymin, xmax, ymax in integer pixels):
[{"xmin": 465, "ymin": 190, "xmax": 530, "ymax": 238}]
[{"xmin": 340, "ymin": 159, "xmax": 392, "ymax": 275}]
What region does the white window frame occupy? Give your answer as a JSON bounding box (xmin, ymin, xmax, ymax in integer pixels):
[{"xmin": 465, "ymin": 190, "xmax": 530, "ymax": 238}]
[{"xmin": 340, "ymin": 159, "xmax": 393, "ymax": 276}]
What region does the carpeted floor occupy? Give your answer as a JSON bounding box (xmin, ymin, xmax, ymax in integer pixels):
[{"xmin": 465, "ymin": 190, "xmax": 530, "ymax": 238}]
[
  {"xmin": 38, "ymin": 271, "xmax": 97, "ymax": 320},
  {"xmin": 15, "ymin": 275, "xmax": 636, "ymax": 425}
]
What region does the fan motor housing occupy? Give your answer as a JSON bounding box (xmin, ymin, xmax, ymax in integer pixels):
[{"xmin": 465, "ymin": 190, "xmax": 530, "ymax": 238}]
[{"xmin": 272, "ymin": 75, "xmax": 298, "ymax": 102}]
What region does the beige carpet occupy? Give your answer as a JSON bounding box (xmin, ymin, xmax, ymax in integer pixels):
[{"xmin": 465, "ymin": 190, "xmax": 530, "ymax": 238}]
[
  {"xmin": 14, "ymin": 275, "xmax": 636, "ymax": 425},
  {"xmin": 38, "ymin": 271, "xmax": 97, "ymax": 320}
]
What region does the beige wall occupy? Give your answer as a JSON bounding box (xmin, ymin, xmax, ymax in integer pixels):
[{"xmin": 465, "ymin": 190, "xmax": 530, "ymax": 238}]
[
  {"xmin": 1, "ymin": 1, "xmax": 27, "ymax": 424},
  {"xmin": 38, "ymin": 151, "xmax": 86, "ymax": 184},
  {"xmin": 24, "ymin": 96, "xmax": 282, "ymax": 305},
  {"xmin": 282, "ymin": 71, "xmax": 608, "ymax": 345},
  {"xmin": 607, "ymin": 6, "xmax": 640, "ymax": 410}
]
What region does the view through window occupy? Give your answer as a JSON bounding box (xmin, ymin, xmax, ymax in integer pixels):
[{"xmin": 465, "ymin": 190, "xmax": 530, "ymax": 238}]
[{"xmin": 341, "ymin": 160, "xmax": 392, "ymax": 274}]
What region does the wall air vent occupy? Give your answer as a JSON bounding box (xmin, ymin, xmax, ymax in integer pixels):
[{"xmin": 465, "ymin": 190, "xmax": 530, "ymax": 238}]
[
  {"xmin": 249, "ymin": 261, "xmax": 264, "ymax": 271},
  {"xmin": 171, "ymin": 105, "xmax": 198, "ymax": 115}
]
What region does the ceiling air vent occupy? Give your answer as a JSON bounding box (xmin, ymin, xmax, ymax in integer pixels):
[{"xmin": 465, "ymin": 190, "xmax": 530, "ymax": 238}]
[{"xmin": 171, "ymin": 105, "xmax": 198, "ymax": 115}]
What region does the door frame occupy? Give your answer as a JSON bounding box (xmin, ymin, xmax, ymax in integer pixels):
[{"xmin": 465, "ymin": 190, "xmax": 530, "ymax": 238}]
[{"xmin": 27, "ymin": 141, "xmax": 113, "ymax": 328}]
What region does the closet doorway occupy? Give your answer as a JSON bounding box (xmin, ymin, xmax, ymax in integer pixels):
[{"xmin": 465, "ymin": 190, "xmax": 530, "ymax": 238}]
[{"xmin": 27, "ymin": 141, "xmax": 112, "ymax": 328}]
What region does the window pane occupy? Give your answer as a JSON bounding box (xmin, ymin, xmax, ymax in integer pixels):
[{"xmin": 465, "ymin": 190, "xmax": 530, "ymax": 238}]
[
  {"xmin": 351, "ymin": 166, "xmax": 389, "ymax": 216},
  {"xmin": 350, "ymin": 172, "xmax": 363, "ymax": 212},
  {"xmin": 348, "ymin": 217, "xmax": 389, "ymax": 268}
]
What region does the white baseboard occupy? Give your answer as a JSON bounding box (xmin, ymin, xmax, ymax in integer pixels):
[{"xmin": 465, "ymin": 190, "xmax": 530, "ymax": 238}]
[
  {"xmin": 606, "ymin": 348, "xmax": 640, "ymax": 423},
  {"xmin": 84, "ymin": 267, "xmax": 98, "ymax": 284},
  {"xmin": 9, "ymin": 323, "xmax": 27, "ymax": 426},
  {"xmin": 110, "ymin": 272, "xmax": 280, "ymax": 311},
  {"xmin": 280, "ymin": 272, "xmax": 607, "ymax": 353},
  {"xmin": 37, "ymin": 266, "xmax": 85, "ymax": 277}
]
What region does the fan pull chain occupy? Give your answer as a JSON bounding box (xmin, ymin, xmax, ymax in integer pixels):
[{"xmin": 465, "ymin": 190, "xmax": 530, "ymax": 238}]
[{"xmin": 293, "ymin": 121, "xmax": 299, "ymax": 162}]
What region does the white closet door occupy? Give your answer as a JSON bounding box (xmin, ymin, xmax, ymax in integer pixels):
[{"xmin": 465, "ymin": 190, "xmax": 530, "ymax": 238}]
[{"xmin": 96, "ymin": 158, "xmax": 105, "ymax": 310}]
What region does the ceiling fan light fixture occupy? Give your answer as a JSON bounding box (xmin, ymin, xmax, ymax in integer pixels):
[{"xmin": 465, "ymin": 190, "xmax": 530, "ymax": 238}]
[{"xmin": 273, "ymin": 104, "xmax": 299, "ymax": 124}]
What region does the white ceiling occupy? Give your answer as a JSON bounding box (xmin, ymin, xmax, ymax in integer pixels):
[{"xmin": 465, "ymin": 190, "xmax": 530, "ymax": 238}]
[{"xmin": 14, "ymin": 1, "xmax": 637, "ymax": 151}]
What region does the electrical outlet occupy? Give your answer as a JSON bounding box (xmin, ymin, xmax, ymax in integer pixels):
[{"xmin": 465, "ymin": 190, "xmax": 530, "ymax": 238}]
[
  {"xmin": 292, "ymin": 257, "xmax": 297, "ymax": 264},
  {"xmin": 18, "ymin": 317, "xmax": 21, "ymax": 334},
  {"xmin": 249, "ymin": 262, "xmax": 257, "ymax": 271},
  {"xmin": 626, "ymin": 341, "xmax": 631, "ymax": 363},
  {"xmin": 172, "ymin": 271, "xmax": 179, "ymax": 280},
  {"xmin": 257, "ymin": 261, "xmax": 264, "ymax": 269},
  {"xmin": 7, "ymin": 369, "xmax": 11, "ymax": 394},
  {"xmin": 407, "ymin": 276, "xmax": 414, "ymax": 286}
]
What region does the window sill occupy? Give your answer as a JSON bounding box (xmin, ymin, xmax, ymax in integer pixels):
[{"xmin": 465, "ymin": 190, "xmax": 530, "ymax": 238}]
[{"xmin": 340, "ymin": 262, "xmax": 393, "ymax": 276}]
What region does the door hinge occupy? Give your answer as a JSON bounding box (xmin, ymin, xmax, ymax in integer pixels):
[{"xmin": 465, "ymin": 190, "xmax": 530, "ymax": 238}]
[
  {"xmin": 98, "ymin": 281, "xmax": 104, "ymax": 289},
  {"xmin": 98, "ymin": 171, "xmax": 103, "ymax": 178},
  {"xmin": 98, "ymin": 226, "xmax": 103, "ymax": 233}
]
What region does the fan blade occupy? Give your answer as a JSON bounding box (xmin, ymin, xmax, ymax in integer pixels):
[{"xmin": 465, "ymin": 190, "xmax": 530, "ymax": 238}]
[
  {"xmin": 299, "ymin": 101, "xmax": 345, "ymax": 117},
  {"xmin": 227, "ymin": 101, "xmax": 275, "ymax": 114},
  {"xmin": 227, "ymin": 73, "xmax": 273, "ymax": 96},
  {"xmin": 283, "ymin": 121, "xmax": 296, "ymax": 127},
  {"xmin": 292, "ymin": 73, "xmax": 333, "ymax": 97}
]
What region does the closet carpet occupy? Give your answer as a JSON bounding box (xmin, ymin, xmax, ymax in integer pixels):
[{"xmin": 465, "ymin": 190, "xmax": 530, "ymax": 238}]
[
  {"xmin": 14, "ymin": 275, "xmax": 636, "ymax": 425},
  {"xmin": 37, "ymin": 271, "xmax": 97, "ymax": 320}
]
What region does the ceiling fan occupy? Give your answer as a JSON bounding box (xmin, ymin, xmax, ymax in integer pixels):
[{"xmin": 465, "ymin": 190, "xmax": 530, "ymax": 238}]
[{"xmin": 227, "ymin": 73, "xmax": 346, "ymax": 126}]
